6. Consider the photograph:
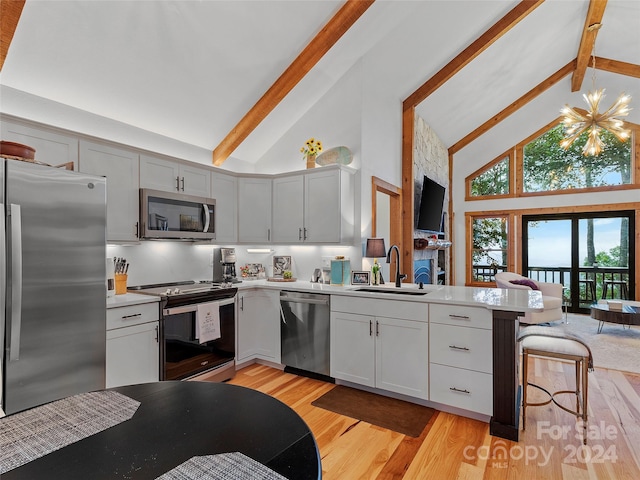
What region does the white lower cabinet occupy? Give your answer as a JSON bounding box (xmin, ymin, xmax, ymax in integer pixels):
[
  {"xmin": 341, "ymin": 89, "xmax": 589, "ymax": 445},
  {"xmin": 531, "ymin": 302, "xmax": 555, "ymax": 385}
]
[
  {"xmin": 429, "ymin": 364, "xmax": 493, "ymax": 416},
  {"xmin": 429, "ymin": 303, "xmax": 493, "ymax": 415},
  {"xmin": 106, "ymin": 302, "xmax": 160, "ymax": 388},
  {"xmin": 331, "ymin": 297, "xmax": 429, "ymax": 399},
  {"xmin": 237, "ymin": 289, "xmax": 280, "ymax": 363}
]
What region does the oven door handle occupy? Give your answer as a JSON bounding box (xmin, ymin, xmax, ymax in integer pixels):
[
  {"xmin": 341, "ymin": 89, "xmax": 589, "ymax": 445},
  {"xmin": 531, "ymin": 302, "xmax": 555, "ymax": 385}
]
[{"xmin": 163, "ymin": 296, "xmax": 235, "ymax": 316}]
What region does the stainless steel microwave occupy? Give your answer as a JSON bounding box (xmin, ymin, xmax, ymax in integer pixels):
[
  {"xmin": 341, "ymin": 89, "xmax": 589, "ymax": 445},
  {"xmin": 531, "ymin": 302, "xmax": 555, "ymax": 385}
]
[{"xmin": 140, "ymin": 188, "xmax": 215, "ymax": 240}]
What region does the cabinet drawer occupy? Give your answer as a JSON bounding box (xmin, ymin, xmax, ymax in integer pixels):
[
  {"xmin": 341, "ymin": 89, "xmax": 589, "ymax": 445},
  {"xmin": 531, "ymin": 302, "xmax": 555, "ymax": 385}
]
[
  {"xmin": 107, "ymin": 303, "xmax": 159, "ymax": 330},
  {"xmin": 332, "ymin": 296, "xmax": 427, "ymax": 322},
  {"xmin": 430, "ymin": 363, "xmax": 492, "ymax": 416},
  {"xmin": 430, "ymin": 323, "xmax": 492, "ymax": 374},
  {"xmin": 429, "ymin": 303, "xmax": 492, "ymax": 330}
]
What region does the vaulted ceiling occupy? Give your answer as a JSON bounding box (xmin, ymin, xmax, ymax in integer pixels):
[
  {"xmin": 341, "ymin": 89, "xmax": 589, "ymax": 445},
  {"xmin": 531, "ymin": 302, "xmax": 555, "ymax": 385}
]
[{"xmin": 1, "ymin": 0, "xmax": 639, "ymax": 168}]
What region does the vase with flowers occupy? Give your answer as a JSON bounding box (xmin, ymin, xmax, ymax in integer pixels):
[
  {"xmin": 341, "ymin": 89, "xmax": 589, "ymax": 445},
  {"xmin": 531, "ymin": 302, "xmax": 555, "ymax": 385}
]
[{"xmin": 300, "ymin": 137, "xmax": 323, "ymax": 169}]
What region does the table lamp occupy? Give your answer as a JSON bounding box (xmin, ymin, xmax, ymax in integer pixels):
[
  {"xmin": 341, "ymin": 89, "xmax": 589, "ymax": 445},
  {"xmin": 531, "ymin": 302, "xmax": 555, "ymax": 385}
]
[{"xmin": 365, "ymin": 238, "xmax": 386, "ymax": 285}]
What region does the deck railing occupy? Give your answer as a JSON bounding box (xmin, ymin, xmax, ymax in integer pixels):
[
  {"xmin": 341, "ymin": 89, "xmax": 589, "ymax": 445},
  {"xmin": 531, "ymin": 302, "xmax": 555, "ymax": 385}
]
[{"xmin": 472, "ymin": 265, "xmax": 630, "ymax": 307}]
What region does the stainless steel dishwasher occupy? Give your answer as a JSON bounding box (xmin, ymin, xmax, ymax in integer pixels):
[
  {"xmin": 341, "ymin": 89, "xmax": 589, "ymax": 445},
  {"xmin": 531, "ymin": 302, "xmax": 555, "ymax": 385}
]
[{"xmin": 280, "ymin": 291, "xmax": 331, "ymax": 377}]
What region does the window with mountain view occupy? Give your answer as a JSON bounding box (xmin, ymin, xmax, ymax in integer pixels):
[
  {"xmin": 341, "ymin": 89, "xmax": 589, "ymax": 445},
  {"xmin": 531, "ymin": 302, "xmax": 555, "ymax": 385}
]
[{"xmin": 522, "ymin": 124, "xmax": 632, "ymax": 193}]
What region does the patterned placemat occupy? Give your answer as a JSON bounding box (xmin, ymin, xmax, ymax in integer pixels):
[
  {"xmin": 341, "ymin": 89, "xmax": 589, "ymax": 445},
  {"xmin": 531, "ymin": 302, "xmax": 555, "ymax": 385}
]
[
  {"xmin": 156, "ymin": 452, "xmax": 288, "ymax": 480},
  {"xmin": 0, "ymin": 391, "xmax": 140, "ymax": 474}
]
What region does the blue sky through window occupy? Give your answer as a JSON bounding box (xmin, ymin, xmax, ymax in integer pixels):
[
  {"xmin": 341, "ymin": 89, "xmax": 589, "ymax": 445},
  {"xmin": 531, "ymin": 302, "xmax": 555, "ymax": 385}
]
[{"xmin": 527, "ymin": 218, "xmax": 623, "ymax": 267}]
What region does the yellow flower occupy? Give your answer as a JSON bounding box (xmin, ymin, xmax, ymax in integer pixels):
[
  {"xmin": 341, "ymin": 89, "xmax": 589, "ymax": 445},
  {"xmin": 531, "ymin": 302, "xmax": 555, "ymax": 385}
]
[{"xmin": 301, "ymin": 137, "xmax": 323, "ymax": 160}]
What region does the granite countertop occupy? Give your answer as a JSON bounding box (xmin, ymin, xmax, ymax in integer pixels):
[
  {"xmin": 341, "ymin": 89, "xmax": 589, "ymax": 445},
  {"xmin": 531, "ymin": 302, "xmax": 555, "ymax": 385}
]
[{"xmin": 234, "ymin": 279, "xmax": 543, "ymax": 313}]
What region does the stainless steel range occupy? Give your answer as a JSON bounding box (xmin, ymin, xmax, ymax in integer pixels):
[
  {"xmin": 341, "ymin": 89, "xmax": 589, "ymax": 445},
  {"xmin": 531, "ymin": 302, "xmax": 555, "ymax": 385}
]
[{"xmin": 130, "ymin": 281, "xmax": 237, "ymax": 382}]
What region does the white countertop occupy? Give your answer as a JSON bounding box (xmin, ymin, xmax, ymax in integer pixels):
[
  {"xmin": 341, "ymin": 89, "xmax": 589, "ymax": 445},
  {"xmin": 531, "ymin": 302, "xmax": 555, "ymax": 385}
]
[
  {"xmin": 106, "ymin": 293, "xmax": 160, "ymax": 309},
  {"xmin": 234, "ymin": 279, "xmax": 543, "ymax": 312}
]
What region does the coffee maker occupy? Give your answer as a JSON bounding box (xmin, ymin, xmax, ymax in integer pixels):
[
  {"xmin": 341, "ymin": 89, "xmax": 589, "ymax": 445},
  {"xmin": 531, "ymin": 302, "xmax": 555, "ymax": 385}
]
[{"xmin": 213, "ymin": 247, "xmax": 241, "ymax": 283}]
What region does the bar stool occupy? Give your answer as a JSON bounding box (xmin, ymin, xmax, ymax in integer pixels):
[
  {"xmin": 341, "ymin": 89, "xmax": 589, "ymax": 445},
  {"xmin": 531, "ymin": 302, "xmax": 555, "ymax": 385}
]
[
  {"xmin": 602, "ymin": 280, "xmax": 629, "ymax": 300},
  {"xmin": 579, "ymin": 279, "xmax": 596, "ymax": 302},
  {"xmin": 517, "ymin": 326, "xmax": 593, "ymax": 444}
]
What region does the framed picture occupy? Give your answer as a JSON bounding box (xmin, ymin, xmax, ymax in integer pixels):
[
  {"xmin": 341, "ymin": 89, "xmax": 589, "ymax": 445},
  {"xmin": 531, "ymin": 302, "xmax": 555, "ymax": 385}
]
[
  {"xmin": 351, "ymin": 271, "xmax": 370, "ymax": 285},
  {"xmin": 272, "ymin": 256, "xmax": 292, "ymax": 277}
]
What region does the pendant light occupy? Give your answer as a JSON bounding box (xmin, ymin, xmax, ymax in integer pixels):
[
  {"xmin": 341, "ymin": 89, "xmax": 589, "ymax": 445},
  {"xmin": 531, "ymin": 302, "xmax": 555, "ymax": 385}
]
[{"xmin": 560, "ymin": 23, "xmax": 632, "ymax": 156}]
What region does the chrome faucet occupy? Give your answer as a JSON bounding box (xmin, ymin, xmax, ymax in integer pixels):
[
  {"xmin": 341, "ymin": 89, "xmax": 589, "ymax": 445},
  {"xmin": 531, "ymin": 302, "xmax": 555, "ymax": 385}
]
[{"xmin": 386, "ymin": 244, "xmax": 407, "ymax": 287}]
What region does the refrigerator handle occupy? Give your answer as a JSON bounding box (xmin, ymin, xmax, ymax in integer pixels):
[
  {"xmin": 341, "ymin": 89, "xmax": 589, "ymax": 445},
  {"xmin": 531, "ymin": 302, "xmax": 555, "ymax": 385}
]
[
  {"xmin": 0, "ymin": 203, "xmax": 5, "ymax": 349},
  {"xmin": 9, "ymin": 204, "xmax": 23, "ymax": 361}
]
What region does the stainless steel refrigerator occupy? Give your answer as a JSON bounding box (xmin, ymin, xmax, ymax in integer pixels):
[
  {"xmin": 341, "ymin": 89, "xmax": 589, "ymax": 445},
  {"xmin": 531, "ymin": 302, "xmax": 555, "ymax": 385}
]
[{"xmin": 1, "ymin": 159, "xmax": 107, "ymax": 415}]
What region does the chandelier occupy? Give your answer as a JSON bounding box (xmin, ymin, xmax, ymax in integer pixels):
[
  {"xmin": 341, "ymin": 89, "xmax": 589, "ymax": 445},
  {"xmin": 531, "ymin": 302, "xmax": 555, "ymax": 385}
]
[{"xmin": 560, "ymin": 23, "xmax": 632, "ymax": 156}]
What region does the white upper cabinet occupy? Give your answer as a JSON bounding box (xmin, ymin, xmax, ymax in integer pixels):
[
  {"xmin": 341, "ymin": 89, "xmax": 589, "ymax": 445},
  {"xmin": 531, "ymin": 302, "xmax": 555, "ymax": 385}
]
[
  {"xmin": 238, "ymin": 176, "xmax": 272, "ymax": 243},
  {"xmin": 1, "ymin": 118, "xmax": 78, "ymax": 171},
  {"xmin": 272, "ymin": 174, "xmax": 304, "ymax": 243},
  {"xmin": 211, "ymin": 171, "xmax": 238, "ymax": 243},
  {"xmin": 304, "ymin": 167, "xmax": 354, "ymax": 243},
  {"xmin": 79, "ymin": 140, "xmax": 140, "ymax": 242},
  {"xmin": 272, "ymin": 166, "xmax": 355, "ymax": 244},
  {"xmin": 140, "ymin": 154, "xmax": 211, "ymax": 197}
]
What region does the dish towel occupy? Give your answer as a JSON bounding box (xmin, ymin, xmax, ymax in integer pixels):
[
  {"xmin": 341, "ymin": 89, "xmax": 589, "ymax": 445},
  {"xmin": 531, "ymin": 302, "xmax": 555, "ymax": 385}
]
[{"xmin": 196, "ymin": 301, "xmax": 221, "ymax": 344}]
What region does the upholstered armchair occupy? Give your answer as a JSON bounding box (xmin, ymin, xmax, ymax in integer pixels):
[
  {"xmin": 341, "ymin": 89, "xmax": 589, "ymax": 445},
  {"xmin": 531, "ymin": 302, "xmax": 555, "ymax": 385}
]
[{"xmin": 495, "ymin": 272, "xmax": 563, "ymax": 325}]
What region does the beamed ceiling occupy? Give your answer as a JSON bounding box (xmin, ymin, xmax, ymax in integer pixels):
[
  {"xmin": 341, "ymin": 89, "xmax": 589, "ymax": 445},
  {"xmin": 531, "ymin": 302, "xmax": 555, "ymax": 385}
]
[{"xmin": 1, "ymin": 0, "xmax": 639, "ymax": 168}]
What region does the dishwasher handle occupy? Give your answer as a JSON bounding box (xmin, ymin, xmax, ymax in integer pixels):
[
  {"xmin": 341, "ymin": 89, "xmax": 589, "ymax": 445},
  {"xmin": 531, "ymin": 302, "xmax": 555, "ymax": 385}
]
[{"xmin": 280, "ymin": 294, "xmax": 329, "ymax": 306}]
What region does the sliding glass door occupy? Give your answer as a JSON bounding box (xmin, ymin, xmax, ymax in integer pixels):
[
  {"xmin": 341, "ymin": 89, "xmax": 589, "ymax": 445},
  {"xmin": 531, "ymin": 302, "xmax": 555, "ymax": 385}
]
[{"xmin": 523, "ymin": 211, "xmax": 635, "ymax": 313}]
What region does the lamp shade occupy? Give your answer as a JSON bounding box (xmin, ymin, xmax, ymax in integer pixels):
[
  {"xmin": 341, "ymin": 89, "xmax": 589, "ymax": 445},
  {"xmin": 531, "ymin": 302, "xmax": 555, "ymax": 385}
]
[{"xmin": 365, "ymin": 238, "xmax": 386, "ymax": 258}]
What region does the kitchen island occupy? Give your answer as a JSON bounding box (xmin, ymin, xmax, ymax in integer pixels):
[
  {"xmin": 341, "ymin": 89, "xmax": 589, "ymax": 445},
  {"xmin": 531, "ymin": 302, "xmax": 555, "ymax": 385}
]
[{"xmin": 232, "ymin": 280, "xmax": 541, "ymax": 442}]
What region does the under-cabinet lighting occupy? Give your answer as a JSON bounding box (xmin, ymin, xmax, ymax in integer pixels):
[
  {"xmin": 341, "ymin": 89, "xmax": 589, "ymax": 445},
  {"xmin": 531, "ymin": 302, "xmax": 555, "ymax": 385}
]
[{"xmin": 247, "ymin": 248, "xmax": 273, "ymax": 254}]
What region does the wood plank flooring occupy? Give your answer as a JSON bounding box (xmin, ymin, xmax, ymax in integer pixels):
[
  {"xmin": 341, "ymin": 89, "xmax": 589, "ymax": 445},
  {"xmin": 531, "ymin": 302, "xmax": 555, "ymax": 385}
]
[{"xmin": 219, "ymin": 360, "xmax": 640, "ymax": 479}]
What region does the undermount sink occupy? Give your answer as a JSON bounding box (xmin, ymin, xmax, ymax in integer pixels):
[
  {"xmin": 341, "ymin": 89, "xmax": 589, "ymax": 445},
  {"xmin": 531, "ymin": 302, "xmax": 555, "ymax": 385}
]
[{"xmin": 354, "ymin": 287, "xmax": 430, "ymax": 296}]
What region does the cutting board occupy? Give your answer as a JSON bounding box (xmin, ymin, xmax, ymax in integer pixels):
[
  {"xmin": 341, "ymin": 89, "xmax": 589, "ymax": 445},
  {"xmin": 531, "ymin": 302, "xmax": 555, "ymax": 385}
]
[{"xmin": 267, "ymin": 277, "xmax": 297, "ymax": 282}]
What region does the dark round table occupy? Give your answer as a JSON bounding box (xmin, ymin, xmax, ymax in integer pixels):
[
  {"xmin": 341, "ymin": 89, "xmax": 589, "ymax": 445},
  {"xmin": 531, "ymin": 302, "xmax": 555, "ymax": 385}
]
[
  {"xmin": 2, "ymin": 381, "xmax": 321, "ymax": 479},
  {"xmin": 590, "ymin": 303, "xmax": 640, "ymax": 333}
]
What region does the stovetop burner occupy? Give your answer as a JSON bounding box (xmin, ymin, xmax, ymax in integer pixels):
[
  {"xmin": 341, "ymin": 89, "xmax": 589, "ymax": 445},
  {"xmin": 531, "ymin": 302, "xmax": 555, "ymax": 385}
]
[{"xmin": 129, "ymin": 280, "xmax": 237, "ymax": 307}]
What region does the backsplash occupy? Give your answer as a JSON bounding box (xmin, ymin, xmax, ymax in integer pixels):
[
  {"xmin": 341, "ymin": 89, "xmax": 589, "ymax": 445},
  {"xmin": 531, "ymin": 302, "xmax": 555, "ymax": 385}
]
[{"xmin": 107, "ymin": 242, "xmax": 360, "ymax": 286}]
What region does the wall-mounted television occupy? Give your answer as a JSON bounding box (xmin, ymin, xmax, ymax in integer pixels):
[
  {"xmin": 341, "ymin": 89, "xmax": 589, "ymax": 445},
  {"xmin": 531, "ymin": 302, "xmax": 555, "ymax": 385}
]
[{"xmin": 416, "ymin": 175, "xmax": 445, "ymax": 234}]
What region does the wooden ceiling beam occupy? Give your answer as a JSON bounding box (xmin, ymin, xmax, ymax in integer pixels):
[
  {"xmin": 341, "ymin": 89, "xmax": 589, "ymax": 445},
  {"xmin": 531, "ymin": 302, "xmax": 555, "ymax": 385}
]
[
  {"xmin": 591, "ymin": 56, "xmax": 640, "ymax": 79},
  {"xmin": 449, "ymin": 60, "xmax": 575, "ymax": 155},
  {"xmin": 0, "ymin": 0, "xmax": 26, "ymax": 71},
  {"xmin": 212, "ymin": 0, "xmax": 374, "ymax": 166},
  {"xmin": 571, "ymin": 0, "xmax": 607, "ymax": 92},
  {"xmin": 403, "ymin": 0, "xmax": 544, "ymax": 110}
]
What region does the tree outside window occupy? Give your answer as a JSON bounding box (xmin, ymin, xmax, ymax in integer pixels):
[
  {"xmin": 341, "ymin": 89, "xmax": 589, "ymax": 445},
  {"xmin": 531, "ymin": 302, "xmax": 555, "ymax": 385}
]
[
  {"xmin": 523, "ymin": 125, "xmax": 632, "ymax": 193},
  {"xmin": 470, "ymin": 156, "xmax": 510, "ymax": 197},
  {"xmin": 471, "ymin": 216, "xmax": 508, "ymax": 283}
]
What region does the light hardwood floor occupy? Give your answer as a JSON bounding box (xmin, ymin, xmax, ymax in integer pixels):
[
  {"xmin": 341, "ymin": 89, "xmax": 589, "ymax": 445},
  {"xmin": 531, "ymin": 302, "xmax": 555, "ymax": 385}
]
[{"xmin": 221, "ymin": 361, "xmax": 640, "ymax": 479}]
